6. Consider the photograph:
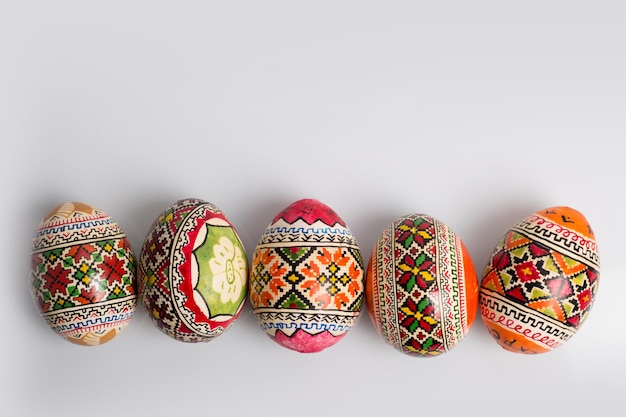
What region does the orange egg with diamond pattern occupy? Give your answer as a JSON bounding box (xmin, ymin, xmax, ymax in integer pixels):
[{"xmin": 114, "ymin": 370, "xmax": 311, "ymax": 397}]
[{"xmin": 479, "ymin": 206, "xmax": 600, "ymax": 354}]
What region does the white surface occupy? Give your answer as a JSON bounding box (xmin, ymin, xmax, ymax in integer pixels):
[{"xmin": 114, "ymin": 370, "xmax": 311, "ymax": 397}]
[{"xmin": 2, "ymin": 1, "xmax": 624, "ymax": 416}]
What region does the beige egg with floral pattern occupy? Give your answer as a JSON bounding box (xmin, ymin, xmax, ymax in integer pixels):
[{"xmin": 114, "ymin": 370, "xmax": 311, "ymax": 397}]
[{"xmin": 30, "ymin": 202, "xmax": 137, "ymax": 346}]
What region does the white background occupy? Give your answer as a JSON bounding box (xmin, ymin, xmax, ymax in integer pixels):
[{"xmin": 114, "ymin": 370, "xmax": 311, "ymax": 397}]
[{"xmin": 2, "ymin": 1, "xmax": 624, "ymax": 416}]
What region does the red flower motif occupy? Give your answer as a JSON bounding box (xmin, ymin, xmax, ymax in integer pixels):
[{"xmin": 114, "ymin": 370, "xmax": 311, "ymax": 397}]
[
  {"xmin": 73, "ymin": 286, "xmax": 106, "ymax": 305},
  {"xmin": 400, "ymin": 296, "xmax": 438, "ymax": 333},
  {"xmin": 99, "ymin": 254, "xmax": 128, "ymax": 286},
  {"xmin": 42, "ymin": 264, "xmax": 72, "ymax": 296},
  {"xmin": 405, "ymin": 337, "xmax": 443, "ymax": 355},
  {"xmin": 395, "ymin": 217, "xmax": 433, "ymax": 249},
  {"xmin": 397, "ymin": 253, "xmax": 435, "ymax": 292},
  {"xmin": 67, "ymin": 244, "xmax": 97, "ymax": 263}
]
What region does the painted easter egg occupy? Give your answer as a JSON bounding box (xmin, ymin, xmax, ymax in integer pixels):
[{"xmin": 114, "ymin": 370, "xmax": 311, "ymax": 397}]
[
  {"xmin": 30, "ymin": 202, "xmax": 137, "ymax": 346},
  {"xmin": 480, "ymin": 206, "xmax": 600, "ymax": 354},
  {"xmin": 366, "ymin": 214, "xmax": 479, "ymax": 357},
  {"xmin": 249, "ymin": 199, "xmax": 364, "ymax": 353},
  {"xmin": 138, "ymin": 198, "xmax": 248, "ymax": 343}
]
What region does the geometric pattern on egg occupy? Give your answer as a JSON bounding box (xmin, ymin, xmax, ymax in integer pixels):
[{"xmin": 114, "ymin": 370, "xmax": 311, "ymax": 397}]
[
  {"xmin": 30, "ymin": 202, "xmax": 137, "ymax": 346},
  {"xmin": 480, "ymin": 206, "xmax": 600, "ymax": 354},
  {"xmin": 366, "ymin": 214, "xmax": 479, "ymax": 357},
  {"xmin": 138, "ymin": 198, "xmax": 248, "ymax": 343},
  {"xmin": 249, "ymin": 198, "xmax": 364, "ymax": 353}
]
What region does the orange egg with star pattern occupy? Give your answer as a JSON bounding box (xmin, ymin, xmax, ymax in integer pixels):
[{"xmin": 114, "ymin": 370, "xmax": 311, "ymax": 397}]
[
  {"xmin": 479, "ymin": 206, "xmax": 600, "ymax": 354},
  {"xmin": 365, "ymin": 214, "xmax": 479, "ymax": 357}
]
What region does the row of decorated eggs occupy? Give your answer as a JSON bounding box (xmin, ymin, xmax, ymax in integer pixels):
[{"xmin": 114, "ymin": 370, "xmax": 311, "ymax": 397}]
[{"xmin": 30, "ymin": 199, "xmax": 600, "ymax": 356}]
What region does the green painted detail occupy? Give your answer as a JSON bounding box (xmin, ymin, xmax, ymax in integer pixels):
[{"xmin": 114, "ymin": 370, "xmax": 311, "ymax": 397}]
[
  {"xmin": 53, "ymin": 298, "xmax": 74, "ymax": 310},
  {"xmin": 417, "ymin": 296, "xmax": 430, "ymax": 312},
  {"xmin": 529, "ymin": 287, "xmax": 550, "ymax": 300},
  {"xmin": 538, "ymin": 306, "xmax": 557, "ymax": 320},
  {"xmin": 279, "ymin": 247, "xmax": 308, "ymax": 263},
  {"xmin": 509, "ymin": 246, "xmax": 527, "ymax": 259},
  {"xmin": 193, "ymin": 225, "xmax": 248, "ymax": 317},
  {"xmin": 107, "ymin": 284, "xmax": 126, "ymax": 300},
  {"xmin": 571, "ymin": 273, "xmax": 586, "ymax": 288},
  {"xmin": 145, "ymin": 269, "xmax": 157, "ymax": 287},
  {"xmin": 562, "ymin": 300, "xmax": 575, "ymax": 317},
  {"xmin": 96, "ymin": 240, "xmax": 115, "ymax": 253},
  {"xmin": 543, "ymin": 256, "xmax": 560, "ymax": 274},
  {"xmin": 67, "ymin": 285, "xmax": 79, "ymax": 298},
  {"xmin": 562, "ymin": 255, "xmax": 579, "ymax": 269},
  {"xmin": 32, "ymin": 277, "xmax": 42, "ymax": 289},
  {"xmin": 499, "ymin": 271, "xmax": 513, "ymax": 289},
  {"xmin": 404, "ymin": 276, "xmax": 416, "ymax": 292},
  {"xmin": 350, "ymin": 247, "xmax": 363, "ymax": 267},
  {"xmin": 74, "ymin": 263, "xmax": 96, "ymax": 281},
  {"xmin": 123, "ymin": 274, "xmax": 133, "ymax": 287},
  {"xmin": 280, "ymin": 292, "xmax": 308, "ymax": 309},
  {"xmin": 421, "ymin": 337, "xmax": 436, "ymax": 350},
  {"xmin": 43, "ymin": 249, "xmax": 63, "ymax": 263}
]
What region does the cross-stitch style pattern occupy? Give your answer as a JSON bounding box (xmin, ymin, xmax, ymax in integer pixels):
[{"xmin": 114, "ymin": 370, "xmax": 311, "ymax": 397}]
[
  {"xmin": 367, "ymin": 214, "xmax": 478, "ymax": 357},
  {"xmin": 30, "ymin": 202, "xmax": 137, "ymax": 346},
  {"xmin": 249, "ymin": 199, "xmax": 364, "ymax": 353},
  {"xmin": 138, "ymin": 199, "xmax": 248, "ymax": 343},
  {"xmin": 480, "ymin": 207, "xmax": 600, "ymax": 354}
]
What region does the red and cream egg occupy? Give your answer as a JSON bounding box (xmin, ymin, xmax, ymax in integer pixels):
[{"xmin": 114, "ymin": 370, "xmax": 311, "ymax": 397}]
[
  {"xmin": 30, "ymin": 202, "xmax": 137, "ymax": 346},
  {"xmin": 138, "ymin": 198, "xmax": 248, "ymax": 343}
]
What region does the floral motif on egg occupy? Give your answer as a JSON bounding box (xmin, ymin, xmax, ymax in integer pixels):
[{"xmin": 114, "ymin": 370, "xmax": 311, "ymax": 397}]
[
  {"xmin": 366, "ymin": 214, "xmax": 479, "ymax": 357},
  {"xmin": 192, "ymin": 222, "xmax": 247, "ymax": 313},
  {"xmin": 249, "ymin": 199, "xmax": 364, "ymax": 353},
  {"xmin": 138, "ymin": 199, "xmax": 248, "ymax": 343},
  {"xmin": 30, "ymin": 202, "xmax": 137, "ymax": 346}
]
